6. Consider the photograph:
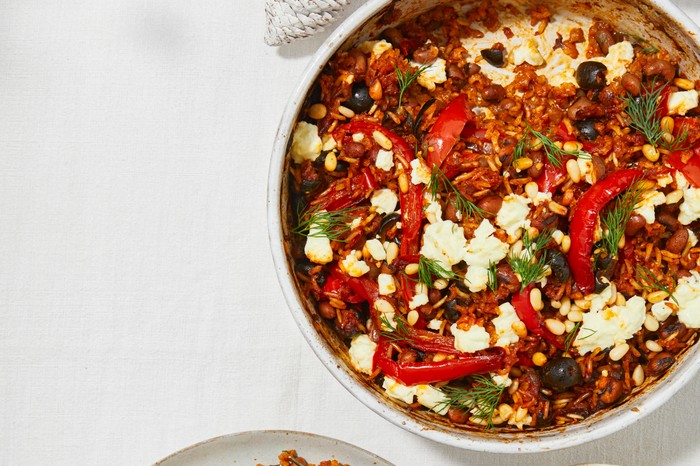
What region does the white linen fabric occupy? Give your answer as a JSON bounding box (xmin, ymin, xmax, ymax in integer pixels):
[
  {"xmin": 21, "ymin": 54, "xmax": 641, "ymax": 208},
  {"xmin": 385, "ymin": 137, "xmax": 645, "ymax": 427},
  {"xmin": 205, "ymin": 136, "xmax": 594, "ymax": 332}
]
[
  {"xmin": 265, "ymin": 0, "xmax": 349, "ymax": 45},
  {"xmin": 1, "ymin": 1, "xmax": 700, "ymax": 465}
]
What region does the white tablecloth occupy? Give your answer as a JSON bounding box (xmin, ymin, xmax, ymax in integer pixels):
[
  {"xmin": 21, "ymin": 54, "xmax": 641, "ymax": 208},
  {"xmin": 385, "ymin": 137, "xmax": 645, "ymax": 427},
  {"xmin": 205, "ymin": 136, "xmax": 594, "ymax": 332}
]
[{"xmin": 2, "ymin": 1, "xmax": 700, "ymax": 465}]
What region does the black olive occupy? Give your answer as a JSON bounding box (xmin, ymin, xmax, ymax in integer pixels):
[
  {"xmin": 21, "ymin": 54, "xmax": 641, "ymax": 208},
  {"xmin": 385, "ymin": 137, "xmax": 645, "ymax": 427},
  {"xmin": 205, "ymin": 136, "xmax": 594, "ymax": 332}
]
[
  {"xmin": 300, "ymin": 178, "xmax": 321, "ymax": 193},
  {"xmin": 378, "ymin": 212, "xmax": 401, "ymax": 242},
  {"xmin": 480, "ymin": 48, "xmax": 505, "ymax": 68},
  {"xmin": 593, "ymin": 274, "xmax": 611, "ymax": 294},
  {"xmin": 335, "ymin": 160, "xmax": 350, "ymax": 172},
  {"xmin": 547, "ymin": 250, "xmax": 571, "ymax": 283},
  {"xmin": 312, "ymin": 153, "xmax": 327, "ymax": 169},
  {"xmin": 443, "ymin": 299, "xmax": 463, "ymax": 322},
  {"xmin": 412, "ymin": 98, "xmax": 437, "ymax": 138},
  {"xmin": 342, "ymin": 82, "xmax": 374, "ymax": 114},
  {"xmin": 541, "ymin": 357, "xmax": 584, "ymax": 390},
  {"xmin": 294, "ymin": 260, "xmax": 315, "ymax": 276},
  {"xmin": 575, "ymin": 119, "xmax": 599, "ymax": 140},
  {"xmin": 315, "ymin": 270, "xmax": 327, "ymax": 288},
  {"xmin": 575, "ymin": 61, "xmax": 608, "ymax": 90}
]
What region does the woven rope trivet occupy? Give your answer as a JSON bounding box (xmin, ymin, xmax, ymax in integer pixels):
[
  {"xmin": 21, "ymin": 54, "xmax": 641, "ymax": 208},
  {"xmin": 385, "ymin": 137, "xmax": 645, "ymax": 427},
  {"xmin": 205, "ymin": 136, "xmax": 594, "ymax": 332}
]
[{"xmin": 265, "ymin": 0, "xmax": 350, "ymax": 46}]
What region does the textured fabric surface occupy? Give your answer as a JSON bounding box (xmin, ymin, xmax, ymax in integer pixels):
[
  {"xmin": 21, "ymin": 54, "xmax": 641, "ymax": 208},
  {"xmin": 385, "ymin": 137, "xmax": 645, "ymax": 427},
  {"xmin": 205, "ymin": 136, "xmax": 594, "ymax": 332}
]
[
  {"xmin": 1, "ymin": 1, "xmax": 700, "ymax": 465},
  {"xmin": 265, "ymin": 0, "xmax": 349, "ymax": 45}
]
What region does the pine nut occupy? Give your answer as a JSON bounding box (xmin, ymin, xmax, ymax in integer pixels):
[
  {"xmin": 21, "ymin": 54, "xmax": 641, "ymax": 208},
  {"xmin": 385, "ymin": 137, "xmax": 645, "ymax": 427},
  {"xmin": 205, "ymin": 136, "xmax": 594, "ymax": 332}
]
[
  {"xmin": 568, "ymin": 309, "xmax": 583, "ymax": 323},
  {"xmin": 550, "ymin": 300, "xmax": 562, "ymax": 309},
  {"xmin": 574, "ymin": 298, "xmax": 592, "ymax": 310},
  {"xmin": 433, "ymin": 353, "xmax": 447, "ymax": 362},
  {"xmin": 561, "ymin": 235, "xmax": 571, "ymax": 253},
  {"xmin": 559, "ymin": 297, "xmax": 571, "ymax": 316},
  {"xmin": 632, "ymin": 364, "xmax": 645, "ymax": 386},
  {"xmin": 545, "ymin": 318, "xmax": 566, "ymax": 336},
  {"xmin": 308, "ymin": 103, "xmax": 327, "ymax": 120},
  {"xmin": 609, "ymin": 343, "xmax": 630, "ymax": 361},
  {"xmin": 647, "ymin": 290, "xmax": 669, "ymax": 304},
  {"xmin": 433, "ymin": 278, "xmax": 448, "ymax": 290},
  {"xmin": 673, "ymin": 77, "xmax": 695, "ymax": 90},
  {"xmin": 398, "ymin": 172, "xmax": 409, "ymax": 193},
  {"xmin": 373, "ymin": 130, "xmax": 393, "ymax": 150},
  {"xmin": 548, "ymin": 200, "xmax": 568, "ymax": 216},
  {"xmin": 514, "ymin": 157, "xmax": 534, "ymax": 171},
  {"xmin": 662, "ymin": 132, "xmax": 675, "ymax": 145},
  {"xmin": 530, "ymin": 138, "xmax": 543, "ymax": 151},
  {"xmin": 565, "ymin": 320, "xmax": 576, "ymax": 333},
  {"xmin": 645, "ymin": 313, "xmax": 660, "ymax": 332},
  {"xmin": 642, "ymin": 144, "xmax": 660, "ymax": 162},
  {"xmin": 498, "ymin": 403, "xmax": 514, "ymax": 421},
  {"xmin": 646, "ymin": 340, "xmax": 663, "ymax": 352},
  {"xmin": 616, "ymin": 293, "xmax": 626, "ymax": 306},
  {"xmin": 666, "ymin": 189, "xmax": 683, "ymax": 205},
  {"xmin": 386, "ymin": 242, "xmax": 399, "ymax": 265},
  {"xmin": 532, "ymin": 352, "xmax": 547, "ymax": 366},
  {"xmin": 512, "ymin": 321, "xmax": 528, "ymax": 339},
  {"xmin": 324, "ymin": 151, "xmax": 337, "ymax": 172},
  {"xmin": 374, "ymin": 299, "xmax": 395, "ymax": 314},
  {"xmin": 525, "ymin": 181, "xmax": 539, "ymax": 199},
  {"xmin": 637, "ymin": 179, "xmax": 657, "ymax": 191},
  {"xmin": 415, "ymin": 283, "xmax": 428, "ymax": 296},
  {"xmin": 407, "ymin": 310, "xmax": 419, "ymax": 326},
  {"xmin": 405, "ymin": 263, "xmax": 420, "ymax": 275},
  {"xmin": 530, "ymin": 288, "xmax": 544, "ymax": 311},
  {"xmin": 515, "ymin": 406, "xmax": 529, "ymax": 423},
  {"xmin": 507, "ymin": 379, "xmax": 519, "ymax": 395},
  {"xmin": 566, "ymin": 158, "xmax": 581, "ymax": 183},
  {"xmin": 563, "ymin": 141, "xmax": 583, "ymax": 152},
  {"xmin": 338, "ymin": 105, "xmax": 356, "ymax": 118},
  {"xmin": 552, "ymin": 230, "xmax": 564, "ymax": 244},
  {"xmin": 660, "ymin": 116, "xmax": 675, "ymax": 134},
  {"xmin": 618, "ymin": 234, "xmax": 625, "ymax": 249},
  {"xmin": 369, "ymin": 79, "xmax": 383, "ymax": 101}
]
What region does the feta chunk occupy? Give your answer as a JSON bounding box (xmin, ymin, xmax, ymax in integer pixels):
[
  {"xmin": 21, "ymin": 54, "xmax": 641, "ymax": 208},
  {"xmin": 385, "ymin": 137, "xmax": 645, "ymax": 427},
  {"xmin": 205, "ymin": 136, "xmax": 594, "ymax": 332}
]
[
  {"xmin": 651, "ymin": 301, "xmax": 673, "ymax": 323},
  {"xmin": 341, "ymin": 250, "xmax": 370, "ymax": 277},
  {"xmin": 371, "ymin": 189, "xmax": 398, "ymax": 215},
  {"xmin": 420, "ymin": 220, "xmax": 468, "ymax": 269},
  {"xmin": 290, "ymin": 122, "xmax": 322, "ymax": 164},
  {"xmin": 383, "ymin": 377, "xmax": 417, "ymax": 404},
  {"xmin": 634, "ymin": 190, "xmax": 666, "ymax": 224},
  {"xmin": 594, "ymin": 41, "xmax": 635, "ymax": 83},
  {"xmin": 511, "ymin": 38, "xmax": 545, "ymax": 66},
  {"xmin": 424, "ymin": 193, "xmax": 443, "ymax": 224},
  {"xmin": 321, "ymin": 133, "xmax": 337, "ymax": 151},
  {"xmin": 348, "ymin": 334, "xmax": 377, "ymax": 375},
  {"xmin": 463, "ymin": 219, "xmax": 509, "ymax": 292},
  {"xmin": 667, "ymin": 90, "xmax": 699, "ymax": 116},
  {"xmin": 492, "ymin": 302, "xmax": 524, "ymax": 347},
  {"xmin": 491, "ymin": 373, "xmax": 512, "ymax": 388},
  {"xmin": 410, "ymin": 158, "xmax": 431, "ymax": 185},
  {"xmin": 574, "ymin": 296, "xmax": 646, "ymax": 354},
  {"xmin": 464, "ymin": 266, "xmax": 490, "ymax": 293},
  {"xmin": 375, "ymin": 149, "xmax": 395, "ymax": 171},
  {"xmin": 409, "ymin": 283, "xmax": 429, "ymax": 309},
  {"xmin": 496, "ymin": 194, "xmax": 531, "ymax": 239},
  {"xmin": 358, "ymin": 39, "xmax": 393, "ymax": 58},
  {"xmin": 304, "ymin": 217, "xmax": 333, "ymax": 264},
  {"xmin": 377, "ymin": 273, "xmax": 397, "ymax": 295},
  {"xmin": 416, "ymin": 385, "xmax": 449, "ymax": 415},
  {"xmin": 427, "ymin": 319, "xmax": 444, "ymax": 331},
  {"xmin": 411, "ymin": 58, "xmax": 447, "ymax": 91},
  {"xmin": 451, "ymin": 323, "xmax": 491, "ymax": 353},
  {"xmin": 678, "ymin": 173, "xmax": 700, "ymax": 225},
  {"xmin": 675, "ymin": 271, "xmax": 700, "ymax": 328}
]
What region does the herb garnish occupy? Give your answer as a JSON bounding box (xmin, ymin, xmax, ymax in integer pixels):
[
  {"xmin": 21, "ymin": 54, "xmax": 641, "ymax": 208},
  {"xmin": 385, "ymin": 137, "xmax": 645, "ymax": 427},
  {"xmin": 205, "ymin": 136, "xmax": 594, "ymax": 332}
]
[
  {"xmin": 635, "ymin": 265, "xmax": 679, "ymax": 306},
  {"xmin": 395, "ymin": 63, "xmax": 430, "ymax": 108},
  {"xmin": 619, "ymin": 31, "xmax": 660, "ymax": 54},
  {"xmin": 507, "ymin": 228, "xmax": 554, "ymax": 289},
  {"xmin": 379, "ymin": 313, "xmax": 412, "ymax": 344},
  {"xmin": 600, "ymin": 180, "xmax": 645, "ymax": 257},
  {"xmin": 437, "ymin": 375, "xmax": 506, "ymax": 428},
  {"xmin": 292, "ymin": 205, "xmax": 362, "ymax": 241},
  {"xmin": 487, "ymin": 261, "xmax": 499, "ymax": 293},
  {"xmin": 514, "ymin": 123, "xmax": 591, "ymax": 168},
  {"xmin": 429, "ymin": 165, "xmax": 488, "ymax": 219},
  {"xmin": 417, "ymin": 256, "xmax": 463, "ymax": 287},
  {"xmin": 577, "ymin": 327, "xmax": 597, "ymax": 340},
  {"xmin": 564, "ymin": 321, "xmax": 581, "ymax": 352}
]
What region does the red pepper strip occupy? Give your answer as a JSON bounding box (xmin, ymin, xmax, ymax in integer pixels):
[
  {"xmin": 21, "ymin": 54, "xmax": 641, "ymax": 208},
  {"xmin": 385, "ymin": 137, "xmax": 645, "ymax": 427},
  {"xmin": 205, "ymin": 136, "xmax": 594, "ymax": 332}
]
[
  {"xmin": 512, "ymin": 285, "xmax": 565, "ymax": 350},
  {"xmin": 568, "ymin": 168, "xmax": 644, "ymax": 294},
  {"xmin": 322, "ymin": 274, "xmax": 364, "ymax": 304},
  {"xmin": 535, "ymin": 160, "xmax": 569, "ymax": 194},
  {"xmin": 667, "ymin": 117, "xmax": 700, "ymax": 187},
  {"xmin": 656, "ymin": 85, "xmax": 672, "ymax": 119},
  {"xmin": 399, "ymin": 327, "xmax": 463, "ymax": 355},
  {"xmin": 313, "ymin": 168, "xmax": 378, "ymax": 212},
  {"xmin": 425, "ymin": 94, "xmax": 475, "ymax": 168},
  {"xmin": 336, "ymin": 121, "xmax": 415, "ymax": 165},
  {"xmin": 373, "ymin": 340, "xmax": 505, "ymax": 385}
]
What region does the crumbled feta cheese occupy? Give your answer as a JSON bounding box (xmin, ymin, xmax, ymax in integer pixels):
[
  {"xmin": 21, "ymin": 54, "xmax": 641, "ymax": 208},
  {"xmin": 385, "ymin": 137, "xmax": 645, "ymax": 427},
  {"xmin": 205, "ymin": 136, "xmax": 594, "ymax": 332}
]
[
  {"xmin": 667, "ymin": 90, "xmax": 699, "ymax": 116},
  {"xmin": 496, "ymin": 194, "xmax": 531, "ymax": 239},
  {"xmin": 424, "ymin": 193, "xmax": 443, "ymax": 224},
  {"xmin": 492, "ymin": 302, "xmax": 524, "ymax": 347},
  {"xmin": 651, "ymin": 301, "xmax": 673, "ymax": 322},
  {"xmin": 351, "ymin": 133, "xmax": 365, "ymax": 143},
  {"xmin": 290, "ymin": 122, "xmax": 323, "ymax": 164},
  {"xmin": 511, "ymin": 38, "xmax": 545, "ymax": 66},
  {"xmin": 365, "ymin": 238, "xmax": 386, "ymax": 261},
  {"xmin": 348, "ymin": 334, "xmax": 377, "ymax": 375},
  {"xmin": 350, "ymin": 217, "xmax": 361, "ymax": 229},
  {"xmin": 427, "ymin": 319, "xmax": 444, "ymax": 331},
  {"xmin": 678, "ymin": 172, "xmax": 700, "ymax": 225},
  {"xmin": 491, "ymin": 373, "xmax": 512, "ymax": 388},
  {"xmin": 451, "ymin": 323, "xmax": 491, "ymax": 353},
  {"xmin": 464, "ymin": 266, "xmax": 490, "ymax": 293},
  {"xmin": 657, "ymin": 173, "xmax": 674, "ymax": 188},
  {"xmin": 409, "ymin": 283, "xmax": 429, "ymax": 309},
  {"xmin": 530, "ymin": 190, "xmax": 552, "ymax": 206},
  {"xmin": 377, "ymin": 273, "xmax": 396, "ymax": 295},
  {"xmin": 358, "ymin": 40, "xmax": 393, "ymax": 58},
  {"xmin": 574, "ymin": 296, "xmax": 646, "ymax": 354},
  {"xmin": 383, "ymin": 377, "xmax": 417, "ymax": 404},
  {"xmin": 341, "ymin": 251, "xmax": 370, "ymax": 277},
  {"xmin": 304, "ymin": 217, "xmax": 333, "ymax": 264},
  {"xmin": 577, "ymin": 157, "xmax": 595, "ymax": 185},
  {"xmin": 675, "ymin": 271, "xmax": 700, "ymax": 328},
  {"xmin": 411, "ymin": 58, "xmax": 447, "ymax": 91},
  {"xmin": 410, "ymin": 158, "xmax": 431, "ymax": 185},
  {"xmin": 690, "ymin": 230, "xmax": 699, "ymax": 247},
  {"xmin": 594, "ymin": 41, "xmax": 635, "ymax": 83},
  {"xmin": 588, "ymin": 281, "xmax": 613, "ymax": 313},
  {"xmin": 375, "ymin": 149, "xmax": 395, "ymax": 171},
  {"xmin": 371, "ymin": 189, "xmax": 398, "ymax": 215},
  {"xmin": 321, "ymin": 134, "xmax": 337, "ymax": 151},
  {"xmin": 420, "ymin": 220, "xmax": 468, "ymax": 269},
  {"xmin": 463, "ymin": 219, "xmax": 509, "ymax": 292},
  {"xmin": 634, "ymin": 190, "xmax": 666, "ymax": 224},
  {"xmin": 415, "ymin": 385, "xmax": 449, "ymax": 415}
]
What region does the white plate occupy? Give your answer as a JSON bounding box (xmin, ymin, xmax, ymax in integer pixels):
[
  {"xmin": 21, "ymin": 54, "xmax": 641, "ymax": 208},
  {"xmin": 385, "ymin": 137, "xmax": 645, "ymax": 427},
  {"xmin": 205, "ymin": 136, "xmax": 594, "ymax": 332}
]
[{"xmin": 154, "ymin": 430, "xmax": 394, "ymax": 466}]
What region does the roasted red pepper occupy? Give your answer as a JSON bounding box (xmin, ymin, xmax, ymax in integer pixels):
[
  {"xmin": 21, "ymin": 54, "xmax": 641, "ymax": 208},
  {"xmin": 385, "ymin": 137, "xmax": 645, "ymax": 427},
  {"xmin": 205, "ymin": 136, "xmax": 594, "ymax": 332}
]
[
  {"xmin": 425, "ymin": 94, "xmax": 475, "ymax": 168},
  {"xmin": 535, "ymin": 160, "xmax": 569, "ymax": 194},
  {"xmin": 667, "ymin": 117, "xmax": 700, "ymax": 188},
  {"xmin": 336, "ymin": 121, "xmax": 414, "ymax": 164},
  {"xmin": 322, "ymin": 274, "xmax": 364, "ymax": 304},
  {"xmin": 373, "ymin": 340, "xmax": 505, "ymax": 385},
  {"xmin": 568, "ymin": 168, "xmax": 643, "ymax": 294},
  {"xmin": 313, "ymin": 168, "xmax": 378, "ymax": 212},
  {"xmin": 511, "ymin": 285, "xmax": 565, "ymax": 350}
]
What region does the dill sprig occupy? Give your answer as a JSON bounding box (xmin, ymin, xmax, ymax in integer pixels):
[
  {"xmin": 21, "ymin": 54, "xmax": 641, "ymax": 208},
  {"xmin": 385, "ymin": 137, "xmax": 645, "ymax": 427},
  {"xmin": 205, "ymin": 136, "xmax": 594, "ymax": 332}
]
[
  {"xmin": 291, "ymin": 205, "xmax": 362, "ymax": 241},
  {"xmin": 436, "ymin": 375, "xmax": 506, "ymax": 428},
  {"xmin": 429, "ymin": 165, "xmax": 488, "ymax": 219},
  {"xmin": 600, "ymin": 180, "xmax": 645, "ymax": 257},
  {"xmin": 507, "ymin": 228, "xmax": 553, "ymax": 290},
  {"xmin": 619, "ymin": 31, "xmax": 660, "ymax": 54},
  {"xmin": 379, "ymin": 313, "xmax": 413, "ymax": 344},
  {"xmin": 577, "ymin": 327, "xmax": 597, "ymax": 340},
  {"xmin": 635, "ymin": 265, "xmax": 679, "ymax": 306},
  {"xmin": 522, "ymin": 123, "xmax": 591, "ymax": 168},
  {"xmin": 564, "ymin": 322, "xmax": 581, "ymax": 353},
  {"xmin": 417, "ymin": 256, "xmax": 463, "ymax": 287},
  {"xmin": 487, "ymin": 261, "xmax": 498, "ymax": 293},
  {"xmin": 396, "ymin": 63, "xmax": 430, "ymax": 108}
]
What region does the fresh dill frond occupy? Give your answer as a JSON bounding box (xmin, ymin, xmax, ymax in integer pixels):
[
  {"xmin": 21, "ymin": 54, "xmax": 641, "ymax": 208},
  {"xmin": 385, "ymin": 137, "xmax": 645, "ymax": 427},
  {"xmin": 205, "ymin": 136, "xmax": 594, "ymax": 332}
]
[
  {"xmin": 395, "ymin": 63, "xmax": 430, "ymax": 108},
  {"xmin": 513, "ymin": 122, "xmax": 591, "ymax": 168},
  {"xmin": 621, "ymin": 79, "xmax": 667, "ymax": 147},
  {"xmin": 577, "ymin": 327, "xmax": 597, "ymax": 340},
  {"xmin": 428, "ymin": 165, "xmax": 488, "ymax": 219},
  {"xmin": 291, "ymin": 205, "xmax": 362, "ymax": 241},
  {"xmin": 619, "ymin": 31, "xmax": 660, "ymax": 54},
  {"xmin": 564, "ymin": 321, "xmax": 581, "ymax": 353},
  {"xmin": 417, "ymin": 256, "xmax": 463, "ymax": 287},
  {"xmin": 379, "ymin": 313, "xmax": 413, "ymax": 344},
  {"xmin": 487, "ymin": 261, "xmax": 499, "ymax": 294},
  {"xmin": 635, "ymin": 265, "xmax": 679, "ymax": 306},
  {"xmin": 600, "ymin": 180, "xmax": 645, "ymax": 257},
  {"xmin": 663, "ymin": 121, "xmax": 692, "ymax": 152},
  {"xmin": 511, "ymin": 135, "xmax": 529, "ymax": 163},
  {"xmin": 508, "ymin": 228, "xmax": 553, "ymax": 289},
  {"xmin": 437, "ymin": 375, "xmax": 506, "ymax": 428}
]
